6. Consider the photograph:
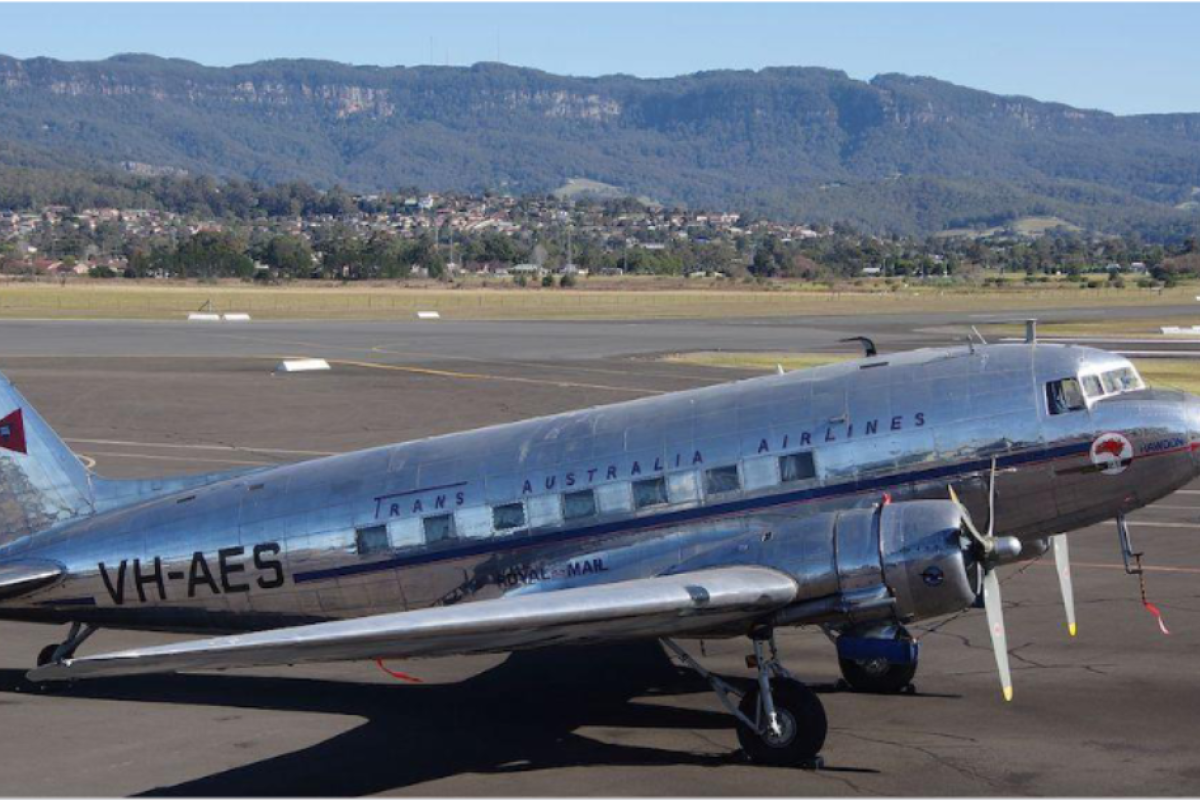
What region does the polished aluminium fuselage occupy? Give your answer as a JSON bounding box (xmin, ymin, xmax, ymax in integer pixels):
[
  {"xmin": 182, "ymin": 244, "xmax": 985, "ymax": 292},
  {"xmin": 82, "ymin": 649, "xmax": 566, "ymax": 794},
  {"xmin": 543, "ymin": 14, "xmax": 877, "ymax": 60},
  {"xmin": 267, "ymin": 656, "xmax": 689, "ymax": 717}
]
[{"xmin": 2, "ymin": 343, "xmax": 1198, "ymax": 633}]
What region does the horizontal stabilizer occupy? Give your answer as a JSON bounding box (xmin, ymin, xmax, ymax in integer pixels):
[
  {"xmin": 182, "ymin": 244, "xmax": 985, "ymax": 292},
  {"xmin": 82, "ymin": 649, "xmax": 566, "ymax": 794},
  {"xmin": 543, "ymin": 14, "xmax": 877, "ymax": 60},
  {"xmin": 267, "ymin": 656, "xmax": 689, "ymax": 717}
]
[
  {"xmin": 0, "ymin": 559, "xmax": 63, "ymax": 600},
  {"xmin": 29, "ymin": 566, "xmax": 797, "ymax": 682}
]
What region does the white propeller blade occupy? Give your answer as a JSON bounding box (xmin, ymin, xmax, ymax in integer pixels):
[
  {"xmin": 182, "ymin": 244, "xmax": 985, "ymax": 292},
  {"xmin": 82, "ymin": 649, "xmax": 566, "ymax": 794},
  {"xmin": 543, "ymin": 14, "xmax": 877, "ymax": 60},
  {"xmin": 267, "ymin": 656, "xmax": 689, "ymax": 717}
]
[
  {"xmin": 1053, "ymin": 534, "xmax": 1077, "ymax": 637},
  {"xmin": 982, "ymin": 569, "xmax": 1013, "ymax": 702}
]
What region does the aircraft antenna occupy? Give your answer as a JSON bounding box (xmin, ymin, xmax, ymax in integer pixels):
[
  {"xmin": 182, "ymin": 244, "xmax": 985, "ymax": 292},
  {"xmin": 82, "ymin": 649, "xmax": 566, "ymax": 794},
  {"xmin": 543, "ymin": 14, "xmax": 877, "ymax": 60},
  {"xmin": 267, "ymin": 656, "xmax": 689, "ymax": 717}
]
[
  {"xmin": 970, "ymin": 325, "xmax": 988, "ymax": 345},
  {"xmin": 839, "ymin": 336, "xmax": 877, "ymax": 358},
  {"xmin": 1025, "ymin": 319, "xmax": 1038, "ymax": 344}
]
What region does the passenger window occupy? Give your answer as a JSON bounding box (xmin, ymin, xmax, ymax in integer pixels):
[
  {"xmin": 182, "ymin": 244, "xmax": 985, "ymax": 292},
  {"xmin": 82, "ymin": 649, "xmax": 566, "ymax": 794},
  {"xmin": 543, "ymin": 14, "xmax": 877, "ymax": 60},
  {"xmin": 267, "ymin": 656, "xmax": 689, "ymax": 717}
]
[
  {"xmin": 1081, "ymin": 374, "xmax": 1104, "ymax": 398},
  {"xmin": 779, "ymin": 452, "xmax": 816, "ymax": 483},
  {"xmin": 563, "ymin": 489, "xmax": 597, "ymax": 520},
  {"xmin": 355, "ymin": 524, "xmax": 390, "ymax": 556},
  {"xmin": 632, "ymin": 477, "xmax": 669, "ymax": 509},
  {"xmin": 387, "ymin": 519, "xmax": 422, "ymax": 549},
  {"xmin": 422, "ymin": 514, "xmax": 456, "ymax": 543},
  {"xmin": 705, "ymin": 465, "xmax": 741, "ymax": 495},
  {"xmin": 1046, "ymin": 378, "xmax": 1086, "ymax": 415},
  {"xmin": 492, "ymin": 502, "xmax": 526, "ymax": 532}
]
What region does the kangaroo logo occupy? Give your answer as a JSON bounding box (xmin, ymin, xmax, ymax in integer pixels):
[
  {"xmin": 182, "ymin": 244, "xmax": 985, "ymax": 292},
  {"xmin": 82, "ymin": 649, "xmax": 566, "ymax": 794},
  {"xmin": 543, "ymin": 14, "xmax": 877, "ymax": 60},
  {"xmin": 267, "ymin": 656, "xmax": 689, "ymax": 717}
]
[
  {"xmin": 1090, "ymin": 432, "xmax": 1133, "ymax": 476},
  {"xmin": 0, "ymin": 408, "xmax": 27, "ymax": 455}
]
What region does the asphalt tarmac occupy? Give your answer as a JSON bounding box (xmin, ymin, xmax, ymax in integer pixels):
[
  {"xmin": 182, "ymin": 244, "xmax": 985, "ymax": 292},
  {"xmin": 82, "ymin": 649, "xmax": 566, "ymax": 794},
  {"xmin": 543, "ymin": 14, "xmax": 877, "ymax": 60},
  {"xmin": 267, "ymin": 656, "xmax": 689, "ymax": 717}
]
[{"xmin": 0, "ymin": 312, "xmax": 1199, "ymax": 796}]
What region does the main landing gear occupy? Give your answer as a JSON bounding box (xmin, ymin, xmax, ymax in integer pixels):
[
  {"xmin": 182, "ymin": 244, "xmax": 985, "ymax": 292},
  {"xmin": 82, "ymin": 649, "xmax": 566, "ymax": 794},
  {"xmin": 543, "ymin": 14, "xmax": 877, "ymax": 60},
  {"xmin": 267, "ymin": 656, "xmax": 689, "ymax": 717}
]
[
  {"xmin": 661, "ymin": 633, "xmax": 827, "ymax": 767},
  {"xmin": 36, "ymin": 621, "xmax": 97, "ymax": 668}
]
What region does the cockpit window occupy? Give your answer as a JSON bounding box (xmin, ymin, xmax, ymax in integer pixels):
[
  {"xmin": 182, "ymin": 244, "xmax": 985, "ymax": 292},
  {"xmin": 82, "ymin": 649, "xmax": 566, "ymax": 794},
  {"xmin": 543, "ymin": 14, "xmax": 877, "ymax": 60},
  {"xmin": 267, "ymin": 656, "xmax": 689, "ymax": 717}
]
[
  {"xmin": 1106, "ymin": 367, "xmax": 1143, "ymax": 392},
  {"xmin": 1081, "ymin": 374, "xmax": 1104, "ymax": 398},
  {"xmin": 1047, "ymin": 378, "xmax": 1086, "ymax": 415},
  {"xmin": 1080, "ymin": 365, "xmax": 1145, "ymax": 401}
]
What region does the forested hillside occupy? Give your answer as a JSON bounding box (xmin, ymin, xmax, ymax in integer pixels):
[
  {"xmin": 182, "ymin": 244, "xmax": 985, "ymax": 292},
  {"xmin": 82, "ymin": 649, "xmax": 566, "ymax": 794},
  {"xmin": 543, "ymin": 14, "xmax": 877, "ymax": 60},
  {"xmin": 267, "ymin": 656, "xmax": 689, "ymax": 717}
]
[{"xmin": 1, "ymin": 55, "xmax": 1199, "ymax": 236}]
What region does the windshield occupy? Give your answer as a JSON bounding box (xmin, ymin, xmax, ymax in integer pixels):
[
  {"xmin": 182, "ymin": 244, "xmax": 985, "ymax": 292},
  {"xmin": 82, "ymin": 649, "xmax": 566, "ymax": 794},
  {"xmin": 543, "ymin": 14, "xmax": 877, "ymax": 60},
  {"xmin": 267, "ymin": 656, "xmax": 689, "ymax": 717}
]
[{"xmin": 1081, "ymin": 364, "xmax": 1145, "ymax": 401}]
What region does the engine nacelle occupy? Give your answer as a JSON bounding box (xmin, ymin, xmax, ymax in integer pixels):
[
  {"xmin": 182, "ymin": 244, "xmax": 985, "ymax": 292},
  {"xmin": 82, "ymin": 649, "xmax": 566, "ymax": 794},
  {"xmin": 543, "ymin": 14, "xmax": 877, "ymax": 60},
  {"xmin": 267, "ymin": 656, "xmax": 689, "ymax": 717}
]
[{"xmin": 674, "ymin": 500, "xmax": 977, "ymax": 629}]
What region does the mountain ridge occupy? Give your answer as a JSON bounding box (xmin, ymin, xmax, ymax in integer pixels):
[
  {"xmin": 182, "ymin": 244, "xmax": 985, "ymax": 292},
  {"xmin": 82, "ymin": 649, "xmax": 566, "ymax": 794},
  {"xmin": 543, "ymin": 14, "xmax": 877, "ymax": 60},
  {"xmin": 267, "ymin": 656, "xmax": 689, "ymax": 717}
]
[{"xmin": 1, "ymin": 54, "xmax": 1198, "ymax": 236}]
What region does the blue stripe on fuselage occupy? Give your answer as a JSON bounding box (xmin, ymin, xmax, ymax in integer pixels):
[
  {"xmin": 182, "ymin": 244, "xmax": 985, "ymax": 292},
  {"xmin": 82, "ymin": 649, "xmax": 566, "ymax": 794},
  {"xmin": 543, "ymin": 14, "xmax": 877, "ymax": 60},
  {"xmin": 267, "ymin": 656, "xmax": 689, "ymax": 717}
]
[{"xmin": 293, "ymin": 439, "xmax": 1092, "ymax": 585}]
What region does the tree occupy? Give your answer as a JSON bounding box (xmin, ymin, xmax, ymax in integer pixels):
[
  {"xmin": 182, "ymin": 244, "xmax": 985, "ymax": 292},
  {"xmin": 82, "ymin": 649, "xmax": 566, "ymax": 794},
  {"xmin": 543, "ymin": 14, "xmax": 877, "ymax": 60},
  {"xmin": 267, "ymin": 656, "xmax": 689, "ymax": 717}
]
[
  {"xmin": 173, "ymin": 231, "xmax": 255, "ymax": 279},
  {"xmin": 261, "ymin": 235, "xmax": 314, "ymax": 278}
]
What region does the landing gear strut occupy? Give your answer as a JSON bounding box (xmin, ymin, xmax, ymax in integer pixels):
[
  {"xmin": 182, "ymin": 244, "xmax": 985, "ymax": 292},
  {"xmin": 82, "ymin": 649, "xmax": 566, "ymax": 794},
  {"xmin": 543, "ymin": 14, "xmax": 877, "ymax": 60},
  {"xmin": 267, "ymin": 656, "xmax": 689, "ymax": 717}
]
[
  {"xmin": 36, "ymin": 622, "xmax": 97, "ymax": 667},
  {"xmin": 661, "ymin": 634, "xmax": 827, "ymax": 767}
]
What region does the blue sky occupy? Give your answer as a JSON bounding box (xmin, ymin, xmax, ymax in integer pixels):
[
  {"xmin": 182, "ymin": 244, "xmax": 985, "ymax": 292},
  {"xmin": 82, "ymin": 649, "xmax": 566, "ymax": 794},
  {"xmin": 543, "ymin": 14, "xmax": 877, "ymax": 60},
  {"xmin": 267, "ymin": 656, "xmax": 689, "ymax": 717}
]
[{"xmin": 1, "ymin": 3, "xmax": 1196, "ymax": 115}]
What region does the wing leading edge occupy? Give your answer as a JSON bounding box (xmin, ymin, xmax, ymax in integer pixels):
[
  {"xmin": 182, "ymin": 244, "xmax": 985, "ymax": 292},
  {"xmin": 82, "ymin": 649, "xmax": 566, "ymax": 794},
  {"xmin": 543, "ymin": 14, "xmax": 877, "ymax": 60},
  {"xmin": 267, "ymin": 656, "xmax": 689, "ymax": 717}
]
[{"xmin": 28, "ymin": 566, "xmax": 798, "ymax": 682}]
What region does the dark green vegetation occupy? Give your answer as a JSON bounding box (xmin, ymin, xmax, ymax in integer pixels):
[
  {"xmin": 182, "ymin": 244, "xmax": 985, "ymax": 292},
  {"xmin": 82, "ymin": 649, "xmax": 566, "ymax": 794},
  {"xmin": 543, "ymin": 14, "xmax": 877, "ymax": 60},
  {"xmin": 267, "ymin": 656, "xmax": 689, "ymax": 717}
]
[
  {"xmin": 2, "ymin": 55, "xmax": 1199, "ymax": 237},
  {"xmin": 7, "ymin": 197, "xmax": 1198, "ymax": 283}
]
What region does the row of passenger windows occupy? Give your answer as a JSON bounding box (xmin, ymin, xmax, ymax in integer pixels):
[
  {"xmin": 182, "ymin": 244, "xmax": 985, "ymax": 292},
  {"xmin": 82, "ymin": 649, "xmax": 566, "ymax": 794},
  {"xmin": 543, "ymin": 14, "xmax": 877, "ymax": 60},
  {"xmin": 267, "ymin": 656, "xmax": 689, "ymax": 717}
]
[{"xmin": 354, "ymin": 451, "xmax": 816, "ymax": 555}]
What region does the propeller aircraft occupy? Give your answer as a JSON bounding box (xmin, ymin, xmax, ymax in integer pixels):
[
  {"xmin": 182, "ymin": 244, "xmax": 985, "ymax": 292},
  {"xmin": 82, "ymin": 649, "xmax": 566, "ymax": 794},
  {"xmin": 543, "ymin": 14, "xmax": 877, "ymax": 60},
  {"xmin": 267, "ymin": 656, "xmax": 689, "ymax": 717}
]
[{"xmin": 1, "ymin": 338, "xmax": 1196, "ymax": 766}]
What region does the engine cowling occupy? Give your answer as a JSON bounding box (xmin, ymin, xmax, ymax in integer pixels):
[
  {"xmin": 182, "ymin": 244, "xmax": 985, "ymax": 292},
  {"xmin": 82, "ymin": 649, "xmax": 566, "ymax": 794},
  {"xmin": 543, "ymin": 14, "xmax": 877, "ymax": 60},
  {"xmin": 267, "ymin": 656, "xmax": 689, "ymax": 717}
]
[{"xmin": 674, "ymin": 500, "xmax": 978, "ymax": 628}]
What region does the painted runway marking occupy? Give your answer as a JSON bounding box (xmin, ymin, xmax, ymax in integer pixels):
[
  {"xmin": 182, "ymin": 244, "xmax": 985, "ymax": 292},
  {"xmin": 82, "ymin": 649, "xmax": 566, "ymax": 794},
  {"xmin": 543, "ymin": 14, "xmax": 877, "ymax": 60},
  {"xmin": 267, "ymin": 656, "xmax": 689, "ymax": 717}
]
[
  {"xmin": 1002, "ymin": 336, "xmax": 1200, "ymax": 345},
  {"xmin": 1034, "ymin": 560, "xmax": 1200, "ymax": 575},
  {"xmin": 80, "ymin": 451, "xmax": 274, "ymax": 467},
  {"xmin": 65, "ymin": 438, "xmax": 337, "ymax": 457},
  {"xmin": 328, "ymin": 358, "xmax": 664, "ymax": 395},
  {"xmin": 183, "ymin": 331, "xmax": 670, "ymax": 394},
  {"xmin": 368, "ymin": 343, "xmax": 726, "ymax": 383},
  {"xmin": 1135, "ymin": 504, "xmax": 1200, "ymax": 512},
  {"xmin": 1106, "ymin": 520, "xmax": 1200, "ymax": 530}
]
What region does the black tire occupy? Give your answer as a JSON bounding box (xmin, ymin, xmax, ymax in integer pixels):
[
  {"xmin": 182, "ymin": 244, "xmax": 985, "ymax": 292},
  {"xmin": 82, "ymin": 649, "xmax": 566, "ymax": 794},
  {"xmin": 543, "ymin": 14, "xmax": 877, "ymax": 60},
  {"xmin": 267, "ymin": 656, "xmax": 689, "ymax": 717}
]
[
  {"xmin": 838, "ymin": 656, "xmax": 917, "ymax": 694},
  {"xmin": 736, "ymin": 679, "xmax": 827, "ymax": 766},
  {"xmin": 36, "ymin": 644, "xmax": 59, "ymax": 668}
]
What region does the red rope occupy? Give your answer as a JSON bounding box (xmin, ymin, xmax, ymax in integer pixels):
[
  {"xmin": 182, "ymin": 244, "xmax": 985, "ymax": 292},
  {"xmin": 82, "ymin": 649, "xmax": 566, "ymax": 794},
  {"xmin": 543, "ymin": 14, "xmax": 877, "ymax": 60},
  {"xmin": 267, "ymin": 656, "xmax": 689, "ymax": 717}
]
[
  {"xmin": 375, "ymin": 658, "xmax": 424, "ymax": 683},
  {"xmin": 1135, "ymin": 553, "xmax": 1170, "ymax": 636}
]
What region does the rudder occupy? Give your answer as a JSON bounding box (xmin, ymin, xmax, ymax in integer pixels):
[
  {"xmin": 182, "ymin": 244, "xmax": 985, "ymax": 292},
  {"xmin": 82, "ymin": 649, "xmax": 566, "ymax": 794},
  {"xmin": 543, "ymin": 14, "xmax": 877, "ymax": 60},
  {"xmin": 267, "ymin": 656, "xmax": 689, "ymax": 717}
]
[{"xmin": 0, "ymin": 371, "xmax": 94, "ymax": 546}]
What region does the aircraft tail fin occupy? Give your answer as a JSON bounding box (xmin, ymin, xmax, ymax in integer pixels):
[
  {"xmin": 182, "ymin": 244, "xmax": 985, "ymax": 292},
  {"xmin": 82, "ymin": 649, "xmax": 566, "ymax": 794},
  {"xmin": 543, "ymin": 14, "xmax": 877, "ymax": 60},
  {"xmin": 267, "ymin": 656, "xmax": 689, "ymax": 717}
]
[{"xmin": 0, "ymin": 371, "xmax": 95, "ymax": 547}]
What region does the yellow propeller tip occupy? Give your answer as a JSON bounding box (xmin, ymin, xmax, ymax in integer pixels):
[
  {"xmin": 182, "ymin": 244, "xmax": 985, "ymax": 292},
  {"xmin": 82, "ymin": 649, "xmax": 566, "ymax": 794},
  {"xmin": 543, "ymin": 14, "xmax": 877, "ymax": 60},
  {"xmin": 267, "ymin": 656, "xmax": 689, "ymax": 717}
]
[
  {"xmin": 1003, "ymin": 687, "xmax": 1013, "ymax": 702},
  {"xmin": 1069, "ymin": 624, "xmax": 1077, "ymax": 637}
]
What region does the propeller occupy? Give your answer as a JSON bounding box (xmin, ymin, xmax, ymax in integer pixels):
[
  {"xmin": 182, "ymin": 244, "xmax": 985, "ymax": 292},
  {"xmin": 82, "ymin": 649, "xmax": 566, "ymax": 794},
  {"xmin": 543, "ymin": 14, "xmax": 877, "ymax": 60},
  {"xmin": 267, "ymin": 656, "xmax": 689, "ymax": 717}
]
[
  {"xmin": 949, "ymin": 459, "xmax": 1017, "ymax": 702},
  {"xmin": 982, "ymin": 568, "xmax": 1013, "ymax": 702},
  {"xmin": 1053, "ymin": 534, "xmax": 1077, "ymax": 637}
]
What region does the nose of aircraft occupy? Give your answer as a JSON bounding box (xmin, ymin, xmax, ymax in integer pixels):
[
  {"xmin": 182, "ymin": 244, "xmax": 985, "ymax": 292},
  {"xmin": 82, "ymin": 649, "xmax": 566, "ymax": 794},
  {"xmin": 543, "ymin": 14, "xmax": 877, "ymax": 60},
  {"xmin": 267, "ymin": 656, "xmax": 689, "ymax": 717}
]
[{"xmin": 1185, "ymin": 393, "xmax": 1200, "ymax": 471}]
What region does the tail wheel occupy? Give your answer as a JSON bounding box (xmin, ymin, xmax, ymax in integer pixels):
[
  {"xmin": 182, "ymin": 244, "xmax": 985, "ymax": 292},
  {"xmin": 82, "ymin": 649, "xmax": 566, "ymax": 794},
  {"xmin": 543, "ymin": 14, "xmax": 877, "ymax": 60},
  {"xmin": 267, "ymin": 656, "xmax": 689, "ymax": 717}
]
[
  {"xmin": 838, "ymin": 656, "xmax": 917, "ymax": 694},
  {"xmin": 36, "ymin": 644, "xmax": 59, "ymax": 668},
  {"xmin": 736, "ymin": 679, "xmax": 827, "ymax": 766}
]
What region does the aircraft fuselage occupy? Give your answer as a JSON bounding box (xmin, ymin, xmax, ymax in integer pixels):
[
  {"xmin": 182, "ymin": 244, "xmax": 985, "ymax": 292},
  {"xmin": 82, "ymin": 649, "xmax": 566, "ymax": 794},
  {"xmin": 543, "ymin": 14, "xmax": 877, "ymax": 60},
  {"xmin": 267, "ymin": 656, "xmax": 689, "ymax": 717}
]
[{"xmin": 3, "ymin": 343, "xmax": 1198, "ymax": 635}]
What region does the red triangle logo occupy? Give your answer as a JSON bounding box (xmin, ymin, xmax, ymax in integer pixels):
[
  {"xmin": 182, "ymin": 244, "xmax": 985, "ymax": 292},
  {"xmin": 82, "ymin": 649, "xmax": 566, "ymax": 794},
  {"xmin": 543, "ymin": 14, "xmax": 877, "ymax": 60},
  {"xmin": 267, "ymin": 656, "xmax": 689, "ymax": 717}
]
[{"xmin": 0, "ymin": 409, "xmax": 27, "ymax": 455}]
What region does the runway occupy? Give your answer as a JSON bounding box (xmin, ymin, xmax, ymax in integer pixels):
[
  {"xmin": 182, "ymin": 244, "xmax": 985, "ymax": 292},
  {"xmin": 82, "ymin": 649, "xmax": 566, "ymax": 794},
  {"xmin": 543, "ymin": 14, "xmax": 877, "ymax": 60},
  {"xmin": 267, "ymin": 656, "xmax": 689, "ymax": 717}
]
[{"xmin": 1, "ymin": 312, "xmax": 1199, "ymax": 796}]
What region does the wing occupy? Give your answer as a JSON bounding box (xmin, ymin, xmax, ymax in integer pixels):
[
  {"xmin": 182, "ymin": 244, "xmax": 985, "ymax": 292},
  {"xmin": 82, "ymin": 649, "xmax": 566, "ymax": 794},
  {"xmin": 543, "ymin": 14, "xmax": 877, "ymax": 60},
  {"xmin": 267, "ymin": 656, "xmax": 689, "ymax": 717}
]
[
  {"xmin": 28, "ymin": 566, "xmax": 797, "ymax": 682},
  {"xmin": 0, "ymin": 559, "xmax": 63, "ymax": 601}
]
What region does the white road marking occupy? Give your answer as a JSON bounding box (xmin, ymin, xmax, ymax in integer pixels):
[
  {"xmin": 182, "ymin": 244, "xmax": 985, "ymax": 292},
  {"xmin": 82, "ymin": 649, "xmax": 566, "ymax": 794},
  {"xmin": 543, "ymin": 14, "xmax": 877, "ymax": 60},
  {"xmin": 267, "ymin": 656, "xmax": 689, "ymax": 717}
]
[
  {"xmin": 1001, "ymin": 336, "xmax": 1200, "ymax": 345},
  {"xmin": 1106, "ymin": 520, "xmax": 1200, "ymax": 530},
  {"xmin": 65, "ymin": 438, "xmax": 337, "ymax": 457},
  {"xmin": 1034, "ymin": 561, "xmax": 1200, "ymax": 575},
  {"xmin": 80, "ymin": 451, "xmax": 274, "ymax": 467},
  {"xmin": 1135, "ymin": 504, "xmax": 1200, "ymax": 512}
]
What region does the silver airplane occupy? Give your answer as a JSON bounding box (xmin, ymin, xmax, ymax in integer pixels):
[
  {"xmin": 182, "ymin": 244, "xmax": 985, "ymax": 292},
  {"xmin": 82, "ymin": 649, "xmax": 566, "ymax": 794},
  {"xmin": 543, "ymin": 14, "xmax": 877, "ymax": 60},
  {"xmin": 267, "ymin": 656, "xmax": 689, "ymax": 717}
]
[{"xmin": 2, "ymin": 339, "xmax": 1198, "ymax": 766}]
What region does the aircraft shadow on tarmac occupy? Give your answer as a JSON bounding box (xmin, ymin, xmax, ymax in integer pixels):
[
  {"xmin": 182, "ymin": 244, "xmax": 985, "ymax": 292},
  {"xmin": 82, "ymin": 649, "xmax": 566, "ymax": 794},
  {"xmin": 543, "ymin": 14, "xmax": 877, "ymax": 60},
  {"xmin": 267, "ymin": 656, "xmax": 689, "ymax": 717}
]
[{"xmin": 0, "ymin": 643, "xmax": 883, "ymax": 796}]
